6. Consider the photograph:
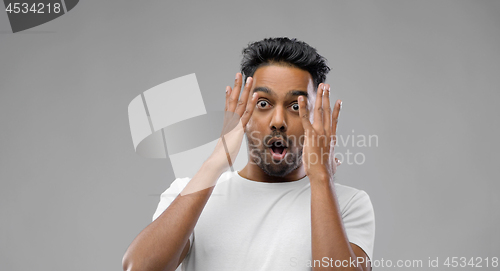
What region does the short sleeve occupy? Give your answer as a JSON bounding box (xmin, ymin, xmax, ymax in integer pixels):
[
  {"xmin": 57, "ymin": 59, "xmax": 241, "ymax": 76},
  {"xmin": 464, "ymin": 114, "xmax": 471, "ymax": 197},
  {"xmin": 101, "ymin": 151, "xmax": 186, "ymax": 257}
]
[
  {"xmin": 341, "ymin": 190, "xmax": 375, "ymax": 261},
  {"xmin": 152, "ymin": 177, "xmax": 194, "ymax": 249}
]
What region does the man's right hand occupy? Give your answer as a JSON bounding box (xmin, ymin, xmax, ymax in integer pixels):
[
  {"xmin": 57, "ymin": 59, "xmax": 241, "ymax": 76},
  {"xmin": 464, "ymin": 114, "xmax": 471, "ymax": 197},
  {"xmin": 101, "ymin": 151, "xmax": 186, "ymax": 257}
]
[
  {"xmin": 210, "ymin": 73, "xmax": 257, "ymax": 172},
  {"xmin": 180, "ymin": 73, "xmax": 257, "ymax": 196}
]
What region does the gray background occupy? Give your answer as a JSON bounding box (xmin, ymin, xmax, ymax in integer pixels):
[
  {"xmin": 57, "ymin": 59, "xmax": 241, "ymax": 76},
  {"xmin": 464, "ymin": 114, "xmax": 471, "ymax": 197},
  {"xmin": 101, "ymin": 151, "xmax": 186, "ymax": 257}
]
[{"xmin": 1, "ymin": 0, "xmax": 499, "ymax": 270}]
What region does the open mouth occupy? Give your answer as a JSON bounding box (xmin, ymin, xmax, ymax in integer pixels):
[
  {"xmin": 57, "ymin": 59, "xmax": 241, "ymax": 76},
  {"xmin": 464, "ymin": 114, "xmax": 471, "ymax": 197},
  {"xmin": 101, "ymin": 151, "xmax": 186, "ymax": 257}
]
[{"xmin": 268, "ymin": 139, "xmax": 288, "ymax": 161}]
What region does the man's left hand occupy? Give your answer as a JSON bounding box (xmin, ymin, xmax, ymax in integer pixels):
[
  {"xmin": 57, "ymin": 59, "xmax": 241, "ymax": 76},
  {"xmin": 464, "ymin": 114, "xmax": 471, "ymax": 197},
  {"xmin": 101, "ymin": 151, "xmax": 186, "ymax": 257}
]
[{"xmin": 298, "ymin": 83, "xmax": 342, "ymax": 180}]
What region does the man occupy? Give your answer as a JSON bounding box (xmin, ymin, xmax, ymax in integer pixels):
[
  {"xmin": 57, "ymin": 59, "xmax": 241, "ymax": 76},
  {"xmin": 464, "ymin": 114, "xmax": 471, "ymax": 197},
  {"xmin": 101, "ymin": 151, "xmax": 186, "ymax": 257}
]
[{"xmin": 123, "ymin": 37, "xmax": 375, "ymax": 271}]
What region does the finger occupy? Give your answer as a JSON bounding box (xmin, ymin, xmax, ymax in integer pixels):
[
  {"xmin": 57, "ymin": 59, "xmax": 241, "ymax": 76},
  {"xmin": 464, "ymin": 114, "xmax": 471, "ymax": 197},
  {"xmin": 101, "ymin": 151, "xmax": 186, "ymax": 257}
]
[
  {"xmin": 221, "ymin": 85, "xmax": 233, "ymax": 136},
  {"xmin": 240, "ymin": 92, "xmax": 258, "ymax": 127},
  {"xmin": 224, "ymin": 86, "xmax": 231, "ymax": 111},
  {"xmin": 331, "ymin": 100, "xmax": 342, "ymax": 146},
  {"xmin": 322, "ymin": 84, "xmax": 331, "ymax": 136},
  {"xmin": 298, "ymin": 96, "xmax": 314, "ymax": 133},
  {"xmin": 228, "ymin": 73, "xmax": 242, "ymax": 112},
  {"xmin": 313, "ymin": 84, "xmax": 324, "ymax": 132},
  {"xmin": 235, "ymin": 77, "xmax": 253, "ymax": 118}
]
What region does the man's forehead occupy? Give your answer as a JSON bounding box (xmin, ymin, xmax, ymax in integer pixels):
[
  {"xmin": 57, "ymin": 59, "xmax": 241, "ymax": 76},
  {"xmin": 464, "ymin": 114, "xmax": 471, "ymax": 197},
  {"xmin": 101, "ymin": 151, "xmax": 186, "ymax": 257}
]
[{"xmin": 251, "ymin": 65, "xmax": 315, "ymax": 96}]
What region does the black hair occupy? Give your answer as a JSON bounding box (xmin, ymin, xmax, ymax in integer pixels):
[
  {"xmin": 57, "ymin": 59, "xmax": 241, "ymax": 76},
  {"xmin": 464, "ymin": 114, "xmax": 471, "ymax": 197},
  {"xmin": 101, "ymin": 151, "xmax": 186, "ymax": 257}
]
[{"xmin": 240, "ymin": 37, "xmax": 330, "ymax": 90}]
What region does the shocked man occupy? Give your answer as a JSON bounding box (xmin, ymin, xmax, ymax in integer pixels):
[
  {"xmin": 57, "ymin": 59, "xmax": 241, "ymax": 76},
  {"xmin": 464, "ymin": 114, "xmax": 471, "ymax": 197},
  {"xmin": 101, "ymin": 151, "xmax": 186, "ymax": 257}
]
[{"xmin": 123, "ymin": 37, "xmax": 375, "ymax": 271}]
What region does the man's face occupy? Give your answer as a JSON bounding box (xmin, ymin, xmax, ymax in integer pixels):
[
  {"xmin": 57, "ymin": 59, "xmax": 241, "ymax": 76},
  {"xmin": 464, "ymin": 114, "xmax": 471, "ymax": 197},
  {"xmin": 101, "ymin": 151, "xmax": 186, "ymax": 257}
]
[{"xmin": 245, "ymin": 64, "xmax": 315, "ymax": 177}]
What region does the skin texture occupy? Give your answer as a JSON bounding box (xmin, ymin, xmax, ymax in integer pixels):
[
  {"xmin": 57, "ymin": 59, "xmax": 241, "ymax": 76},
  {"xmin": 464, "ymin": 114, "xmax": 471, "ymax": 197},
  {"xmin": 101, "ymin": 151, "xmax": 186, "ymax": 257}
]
[
  {"xmin": 240, "ymin": 64, "xmax": 310, "ymax": 182},
  {"xmin": 122, "ymin": 65, "xmax": 371, "ymax": 271}
]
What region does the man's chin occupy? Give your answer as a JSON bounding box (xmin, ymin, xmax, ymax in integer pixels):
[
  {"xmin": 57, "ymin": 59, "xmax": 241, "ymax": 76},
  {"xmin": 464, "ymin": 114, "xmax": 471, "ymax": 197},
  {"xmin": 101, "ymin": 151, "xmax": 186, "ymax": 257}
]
[
  {"xmin": 259, "ymin": 159, "xmax": 298, "ymax": 177},
  {"xmin": 248, "ymin": 147, "xmax": 302, "ymax": 177}
]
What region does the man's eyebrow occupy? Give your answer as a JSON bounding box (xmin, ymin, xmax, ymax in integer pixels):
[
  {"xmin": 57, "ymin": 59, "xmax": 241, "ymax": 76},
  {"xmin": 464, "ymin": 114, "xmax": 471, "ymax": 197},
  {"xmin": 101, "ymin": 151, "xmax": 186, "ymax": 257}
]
[
  {"xmin": 252, "ymin": 87, "xmax": 308, "ymax": 98},
  {"xmin": 286, "ymin": 90, "xmax": 308, "ymax": 98},
  {"xmin": 252, "ymin": 86, "xmax": 274, "ymax": 95}
]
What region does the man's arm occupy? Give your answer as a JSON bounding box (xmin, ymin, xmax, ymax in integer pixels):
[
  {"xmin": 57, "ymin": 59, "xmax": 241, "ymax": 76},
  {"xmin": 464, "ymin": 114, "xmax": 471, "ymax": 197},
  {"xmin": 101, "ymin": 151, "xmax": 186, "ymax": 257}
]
[
  {"xmin": 122, "ymin": 73, "xmax": 257, "ymax": 271},
  {"xmin": 298, "ymin": 84, "xmax": 372, "ymax": 271},
  {"xmin": 122, "ymin": 161, "xmax": 221, "ymax": 271},
  {"xmin": 310, "ymin": 175, "xmax": 371, "ymax": 271}
]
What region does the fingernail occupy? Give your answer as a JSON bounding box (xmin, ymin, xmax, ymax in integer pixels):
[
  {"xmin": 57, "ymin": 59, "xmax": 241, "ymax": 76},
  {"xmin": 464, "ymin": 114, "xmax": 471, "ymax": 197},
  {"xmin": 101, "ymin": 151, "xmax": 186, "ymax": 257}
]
[
  {"xmin": 226, "ymin": 86, "xmax": 230, "ymax": 93},
  {"xmin": 322, "ymin": 84, "xmax": 328, "ymax": 91},
  {"xmin": 340, "ymin": 101, "xmax": 342, "ymax": 109},
  {"xmin": 298, "ymin": 96, "xmax": 303, "ymax": 102},
  {"xmin": 236, "ymin": 73, "xmax": 239, "ymax": 80},
  {"xmin": 246, "ymin": 77, "xmax": 251, "ymax": 84}
]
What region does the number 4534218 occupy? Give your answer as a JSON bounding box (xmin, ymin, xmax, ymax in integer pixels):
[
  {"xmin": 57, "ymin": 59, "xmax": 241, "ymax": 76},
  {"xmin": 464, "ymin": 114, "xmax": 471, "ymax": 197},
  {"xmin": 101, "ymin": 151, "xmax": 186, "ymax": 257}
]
[
  {"xmin": 5, "ymin": 3, "xmax": 62, "ymax": 14},
  {"xmin": 443, "ymin": 257, "xmax": 498, "ymax": 268}
]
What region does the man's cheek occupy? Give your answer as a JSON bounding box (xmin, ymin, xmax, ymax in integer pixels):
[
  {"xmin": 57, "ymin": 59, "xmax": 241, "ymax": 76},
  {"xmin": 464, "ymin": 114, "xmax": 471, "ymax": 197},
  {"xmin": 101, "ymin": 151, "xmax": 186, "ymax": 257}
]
[
  {"xmin": 249, "ymin": 149, "xmax": 262, "ymax": 165},
  {"xmin": 248, "ymin": 130, "xmax": 263, "ymax": 148}
]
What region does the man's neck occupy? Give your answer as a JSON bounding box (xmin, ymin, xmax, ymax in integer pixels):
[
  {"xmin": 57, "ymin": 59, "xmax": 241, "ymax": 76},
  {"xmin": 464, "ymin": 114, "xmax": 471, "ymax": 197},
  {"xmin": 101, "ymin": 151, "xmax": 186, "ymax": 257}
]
[{"xmin": 238, "ymin": 162, "xmax": 306, "ymax": 183}]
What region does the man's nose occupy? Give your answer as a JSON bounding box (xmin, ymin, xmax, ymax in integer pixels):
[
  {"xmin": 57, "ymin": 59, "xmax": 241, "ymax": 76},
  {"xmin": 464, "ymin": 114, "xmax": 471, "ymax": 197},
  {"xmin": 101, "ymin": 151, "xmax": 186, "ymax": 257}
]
[{"xmin": 269, "ymin": 106, "xmax": 287, "ymax": 132}]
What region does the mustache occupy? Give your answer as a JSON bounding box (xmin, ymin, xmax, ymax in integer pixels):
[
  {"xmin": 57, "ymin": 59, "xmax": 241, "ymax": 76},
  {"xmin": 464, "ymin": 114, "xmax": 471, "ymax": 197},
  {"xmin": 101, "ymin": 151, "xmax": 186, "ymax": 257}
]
[{"xmin": 263, "ymin": 132, "xmax": 290, "ymax": 148}]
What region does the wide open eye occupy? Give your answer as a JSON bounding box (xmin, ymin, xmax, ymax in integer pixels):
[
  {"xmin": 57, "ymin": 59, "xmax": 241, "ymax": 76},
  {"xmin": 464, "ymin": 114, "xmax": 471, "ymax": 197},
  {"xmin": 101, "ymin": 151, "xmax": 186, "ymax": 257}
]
[
  {"xmin": 290, "ymin": 103, "xmax": 299, "ymax": 112},
  {"xmin": 257, "ymin": 100, "xmax": 271, "ymax": 109}
]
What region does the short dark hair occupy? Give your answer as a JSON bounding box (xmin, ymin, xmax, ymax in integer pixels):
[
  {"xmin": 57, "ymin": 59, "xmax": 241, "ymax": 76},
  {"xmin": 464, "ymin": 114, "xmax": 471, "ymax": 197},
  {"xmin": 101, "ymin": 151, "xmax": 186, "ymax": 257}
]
[{"xmin": 240, "ymin": 37, "xmax": 330, "ymax": 90}]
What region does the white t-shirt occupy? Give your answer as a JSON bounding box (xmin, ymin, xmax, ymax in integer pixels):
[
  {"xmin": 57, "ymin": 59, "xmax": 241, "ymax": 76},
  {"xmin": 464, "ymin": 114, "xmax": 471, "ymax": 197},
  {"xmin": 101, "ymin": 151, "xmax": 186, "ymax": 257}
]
[{"xmin": 152, "ymin": 170, "xmax": 375, "ymax": 271}]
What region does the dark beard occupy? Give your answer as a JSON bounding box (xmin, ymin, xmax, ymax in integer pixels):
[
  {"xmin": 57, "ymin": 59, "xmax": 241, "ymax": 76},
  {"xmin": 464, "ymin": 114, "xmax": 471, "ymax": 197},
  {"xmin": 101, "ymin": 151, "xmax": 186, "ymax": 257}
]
[{"xmin": 246, "ymin": 136, "xmax": 302, "ymax": 177}]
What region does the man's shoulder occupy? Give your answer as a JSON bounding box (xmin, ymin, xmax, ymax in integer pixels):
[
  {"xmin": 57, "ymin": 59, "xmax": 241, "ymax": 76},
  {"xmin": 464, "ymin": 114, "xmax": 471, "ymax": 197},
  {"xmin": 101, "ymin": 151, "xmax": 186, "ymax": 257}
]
[
  {"xmin": 333, "ymin": 182, "xmax": 363, "ymax": 196},
  {"xmin": 163, "ymin": 171, "xmax": 236, "ymax": 194},
  {"xmin": 333, "ymin": 182, "xmax": 371, "ymax": 214},
  {"xmin": 161, "ymin": 176, "xmax": 191, "ymax": 195}
]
